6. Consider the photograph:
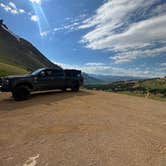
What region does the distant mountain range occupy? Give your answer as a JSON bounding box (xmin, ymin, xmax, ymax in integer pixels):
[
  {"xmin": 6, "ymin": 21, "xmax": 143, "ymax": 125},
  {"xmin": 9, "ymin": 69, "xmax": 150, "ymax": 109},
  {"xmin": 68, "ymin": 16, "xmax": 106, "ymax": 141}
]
[
  {"xmin": 82, "ymin": 73, "xmax": 145, "ymax": 85},
  {"xmin": 86, "ymin": 74, "xmax": 146, "ymax": 84}
]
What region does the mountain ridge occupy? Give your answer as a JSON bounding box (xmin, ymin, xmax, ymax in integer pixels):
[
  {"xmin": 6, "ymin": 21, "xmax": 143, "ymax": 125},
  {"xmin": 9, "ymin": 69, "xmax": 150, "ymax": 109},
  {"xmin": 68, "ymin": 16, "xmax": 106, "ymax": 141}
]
[
  {"xmin": 88, "ymin": 74, "xmax": 146, "ymax": 83},
  {"xmin": 0, "ymin": 21, "xmax": 60, "ymax": 76}
]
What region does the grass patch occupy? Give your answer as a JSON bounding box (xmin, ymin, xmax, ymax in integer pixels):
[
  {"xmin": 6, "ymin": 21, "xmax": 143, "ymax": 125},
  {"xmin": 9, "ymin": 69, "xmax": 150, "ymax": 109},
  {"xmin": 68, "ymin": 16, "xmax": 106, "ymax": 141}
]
[
  {"xmin": 84, "ymin": 78, "xmax": 166, "ymax": 101},
  {"xmin": 0, "ymin": 62, "xmax": 28, "ymax": 77},
  {"xmin": 116, "ymin": 91, "xmax": 166, "ymax": 102}
]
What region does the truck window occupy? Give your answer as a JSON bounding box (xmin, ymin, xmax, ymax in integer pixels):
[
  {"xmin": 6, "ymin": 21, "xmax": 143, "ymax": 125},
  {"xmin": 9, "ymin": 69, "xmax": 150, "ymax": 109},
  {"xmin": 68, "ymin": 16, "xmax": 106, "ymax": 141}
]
[
  {"xmin": 65, "ymin": 71, "xmax": 73, "ymax": 77},
  {"xmin": 46, "ymin": 70, "xmax": 53, "ymax": 76},
  {"xmin": 53, "ymin": 70, "xmax": 64, "ymax": 76}
]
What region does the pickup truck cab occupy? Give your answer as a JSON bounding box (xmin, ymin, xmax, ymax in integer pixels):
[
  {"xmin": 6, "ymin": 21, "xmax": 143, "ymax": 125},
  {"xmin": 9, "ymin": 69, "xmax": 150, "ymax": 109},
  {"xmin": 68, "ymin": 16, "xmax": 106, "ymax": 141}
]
[{"xmin": 0, "ymin": 68, "xmax": 83, "ymax": 101}]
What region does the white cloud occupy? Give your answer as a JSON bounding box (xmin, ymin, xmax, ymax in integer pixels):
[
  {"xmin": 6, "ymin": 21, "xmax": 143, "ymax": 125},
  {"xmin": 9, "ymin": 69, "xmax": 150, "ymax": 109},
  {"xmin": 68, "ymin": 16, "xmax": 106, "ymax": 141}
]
[
  {"xmin": 29, "ymin": 0, "xmax": 41, "ymax": 4},
  {"xmin": 8, "ymin": 2, "xmax": 17, "ymax": 9},
  {"xmin": 111, "ymin": 46, "xmax": 166, "ymax": 64},
  {"xmin": 10, "ymin": 10, "xmax": 18, "ymax": 14},
  {"xmin": 53, "ymin": 61, "xmax": 166, "ymax": 77},
  {"xmin": 30, "ymin": 15, "xmax": 39, "ymax": 22},
  {"xmin": 83, "ymin": 15, "xmax": 166, "ymax": 51},
  {"xmin": 0, "ymin": 3, "xmax": 13, "ymax": 13},
  {"xmin": 160, "ymin": 63, "xmax": 166, "ymax": 67},
  {"xmin": 53, "ymin": 24, "xmax": 76, "ymax": 33},
  {"xmin": 79, "ymin": 0, "xmax": 166, "ymax": 64},
  {"xmin": 19, "ymin": 9, "xmax": 25, "ymax": 13},
  {"xmin": 53, "ymin": 14, "xmax": 88, "ymax": 33},
  {"xmin": 53, "ymin": 27, "xmax": 62, "ymax": 32},
  {"xmin": 79, "ymin": 0, "xmax": 151, "ymax": 30},
  {"xmin": 0, "ymin": 2, "xmax": 25, "ymax": 15},
  {"xmin": 40, "ymin": 30, "xmax": 49, "ymax": 37},
  {"xmin": 85, "ymin": 62, "xmax": 105, "ymax": 66}
]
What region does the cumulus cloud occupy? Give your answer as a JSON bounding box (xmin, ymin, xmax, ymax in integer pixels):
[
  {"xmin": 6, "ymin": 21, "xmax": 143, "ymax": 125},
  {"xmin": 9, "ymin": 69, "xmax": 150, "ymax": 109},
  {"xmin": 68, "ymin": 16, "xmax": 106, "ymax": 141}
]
[
  {"xmin": 8, "ymin": 2, "xmax": 16, "ymax": 9},
  {"xmin": 111, "ymin": 46, "xmax": 166, "ymax": 64},
  {"xmin": 82, "ymin": 15, "xmax": 166, "ymax": 51},
  {"xmin": 30, "ymin": 15, "xmax": 39, "ymax": 22},
  {"xmin": 0, "ymin": 1, "xmax": 41, "ymax": 24},
  {"xmin": 79, "ymin": 0, "xmax": 166, "ymax": 64},
  {"xmin": 0, "ymin": 2, "xmax": 25, "ymax": 15}
]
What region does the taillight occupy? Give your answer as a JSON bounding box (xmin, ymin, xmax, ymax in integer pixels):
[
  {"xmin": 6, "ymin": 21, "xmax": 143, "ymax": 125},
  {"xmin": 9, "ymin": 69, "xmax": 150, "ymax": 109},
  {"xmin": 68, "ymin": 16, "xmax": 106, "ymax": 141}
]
[{"xmin": 81, "ymin": 76, "xmax": 84, "ymax": 83}]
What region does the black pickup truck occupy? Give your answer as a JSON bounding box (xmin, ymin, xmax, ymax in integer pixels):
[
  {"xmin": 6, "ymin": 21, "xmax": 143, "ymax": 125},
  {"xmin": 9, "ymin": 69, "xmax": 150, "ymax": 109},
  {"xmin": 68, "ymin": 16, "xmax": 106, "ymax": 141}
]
[{"xmin": 0, "ymin": 68, "xmax": 84, "ymax": 101}]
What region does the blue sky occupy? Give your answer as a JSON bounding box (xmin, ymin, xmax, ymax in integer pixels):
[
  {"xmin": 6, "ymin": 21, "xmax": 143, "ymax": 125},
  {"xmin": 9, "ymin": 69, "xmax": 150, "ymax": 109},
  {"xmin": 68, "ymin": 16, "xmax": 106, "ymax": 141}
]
[{"xmin": 0, "ymin": 0, "xmax": 166, "ymax": 77}]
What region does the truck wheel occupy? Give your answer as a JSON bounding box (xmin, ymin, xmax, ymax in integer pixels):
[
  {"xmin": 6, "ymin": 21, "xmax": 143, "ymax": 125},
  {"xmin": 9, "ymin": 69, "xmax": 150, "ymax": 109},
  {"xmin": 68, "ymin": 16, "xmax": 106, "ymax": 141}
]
[
  {"xmin": 71, "ymin": 83, "xmax": 80, "ymax": 92},
  {"xmin": 12, "ymin": 85, "xmax": 31, "ymax": 101}
]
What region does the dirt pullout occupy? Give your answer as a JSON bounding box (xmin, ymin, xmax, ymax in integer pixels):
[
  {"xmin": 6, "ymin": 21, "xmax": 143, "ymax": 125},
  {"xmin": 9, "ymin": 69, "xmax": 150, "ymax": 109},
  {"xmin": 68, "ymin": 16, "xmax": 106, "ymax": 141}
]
[{"xmin": 0, "ymin": 90, "xmax": 166, "ymax": 166}]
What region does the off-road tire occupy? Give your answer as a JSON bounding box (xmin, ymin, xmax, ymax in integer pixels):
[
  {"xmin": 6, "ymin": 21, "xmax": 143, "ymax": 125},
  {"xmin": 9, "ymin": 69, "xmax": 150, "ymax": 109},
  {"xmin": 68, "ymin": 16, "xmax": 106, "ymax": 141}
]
[
  {"xmin": 71, "ymin": 83, "xmax": 80, "ymax": 92},
  {"xmin": 12, "ymin": 85, "xmax": 31, "ymax": 101}
]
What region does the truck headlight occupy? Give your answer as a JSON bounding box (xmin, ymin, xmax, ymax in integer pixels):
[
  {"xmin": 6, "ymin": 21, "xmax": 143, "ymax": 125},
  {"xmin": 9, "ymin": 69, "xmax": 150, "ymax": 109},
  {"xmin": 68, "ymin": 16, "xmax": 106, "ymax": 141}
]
[{"xmin": 4, "ymin": 79, "xmax": 10, "ymax": 85}]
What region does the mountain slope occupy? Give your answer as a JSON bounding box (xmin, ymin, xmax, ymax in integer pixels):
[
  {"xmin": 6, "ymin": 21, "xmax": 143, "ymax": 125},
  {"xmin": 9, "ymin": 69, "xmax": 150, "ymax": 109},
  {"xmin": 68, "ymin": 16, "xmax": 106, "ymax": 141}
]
[
  {"xmin": 0, "ymin": 22, "xmax": 60, "ymax": 76},
  {"xmin": 0, "ymin": 62, "xmax": 27, "ymax": 77}
]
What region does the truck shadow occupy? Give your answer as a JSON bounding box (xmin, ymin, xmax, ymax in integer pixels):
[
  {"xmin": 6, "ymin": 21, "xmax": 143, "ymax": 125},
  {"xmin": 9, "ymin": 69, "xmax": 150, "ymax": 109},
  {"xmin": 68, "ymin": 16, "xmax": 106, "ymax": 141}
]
[{"xmin": 0, "ymin": 90, "xmax": 93, "ymax": 111}]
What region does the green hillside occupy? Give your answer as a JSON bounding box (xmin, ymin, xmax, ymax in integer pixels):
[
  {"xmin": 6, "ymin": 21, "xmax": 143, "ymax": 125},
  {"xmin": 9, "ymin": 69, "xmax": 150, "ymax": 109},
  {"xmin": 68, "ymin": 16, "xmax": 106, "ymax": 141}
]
[
  {"xmin": 139, "ymin": 78, "xmax": 166, "ymax": 90},
  {"xmin": 84, "ymin": 78, "xmax": 166, "ymax": 100},
  {"xmin": 0, "ymin": 62, "xmax": 28, "ymax": 77},
  {"xmin": 0, "ymin": 22, "xmax": 60, "ymax": 77}
]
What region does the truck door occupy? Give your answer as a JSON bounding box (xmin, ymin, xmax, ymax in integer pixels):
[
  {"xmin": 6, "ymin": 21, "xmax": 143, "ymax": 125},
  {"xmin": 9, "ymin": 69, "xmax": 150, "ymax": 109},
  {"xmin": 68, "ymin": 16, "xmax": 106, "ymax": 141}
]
[
  {"xmin": 36, "ymin": 70, "xmax": 52, "ymax": 90},
  {"xmin": 52, "ymin": 69, "xmax": 65, "ymax": 89},
  {"xmin": 35, "ymin": 69, "xmax": 65, "ymax": 90},
  {"xmin": 36, "ymin": 69, "xmax": 56, "ymax": 90}
]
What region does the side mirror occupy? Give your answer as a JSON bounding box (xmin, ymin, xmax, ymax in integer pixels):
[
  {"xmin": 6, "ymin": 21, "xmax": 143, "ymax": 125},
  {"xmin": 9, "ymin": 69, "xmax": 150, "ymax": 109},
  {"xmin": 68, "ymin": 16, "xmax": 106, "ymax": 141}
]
[{"xmin": 39, "ymin": 71, "xmax": 46, "ymax": 77}]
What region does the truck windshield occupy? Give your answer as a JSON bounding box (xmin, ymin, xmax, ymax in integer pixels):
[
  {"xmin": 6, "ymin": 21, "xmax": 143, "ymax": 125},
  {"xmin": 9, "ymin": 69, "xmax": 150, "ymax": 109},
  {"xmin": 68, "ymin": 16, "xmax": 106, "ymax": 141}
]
[{"xmin": 31, "ymin": 68, "xmax": 44, "ymax": 75}]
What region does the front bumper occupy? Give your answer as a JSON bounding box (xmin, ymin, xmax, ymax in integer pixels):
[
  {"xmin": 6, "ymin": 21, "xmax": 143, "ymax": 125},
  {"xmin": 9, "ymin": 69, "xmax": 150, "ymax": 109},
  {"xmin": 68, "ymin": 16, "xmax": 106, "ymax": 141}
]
[
  {"xmin": 0, "ymin": 85, "xmax": 11, "ymax": 92},
  {"xmin": 0, "ymin": 78, "xmax": 12, "ymax": 92}
]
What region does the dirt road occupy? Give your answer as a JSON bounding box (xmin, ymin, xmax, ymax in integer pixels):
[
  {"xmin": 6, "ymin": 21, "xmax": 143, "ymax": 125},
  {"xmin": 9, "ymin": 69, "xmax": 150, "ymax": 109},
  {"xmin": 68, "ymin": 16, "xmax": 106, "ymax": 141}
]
[{"xmin": 0, "ymin": 90, "xmax": 166, "ymax": 166}]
